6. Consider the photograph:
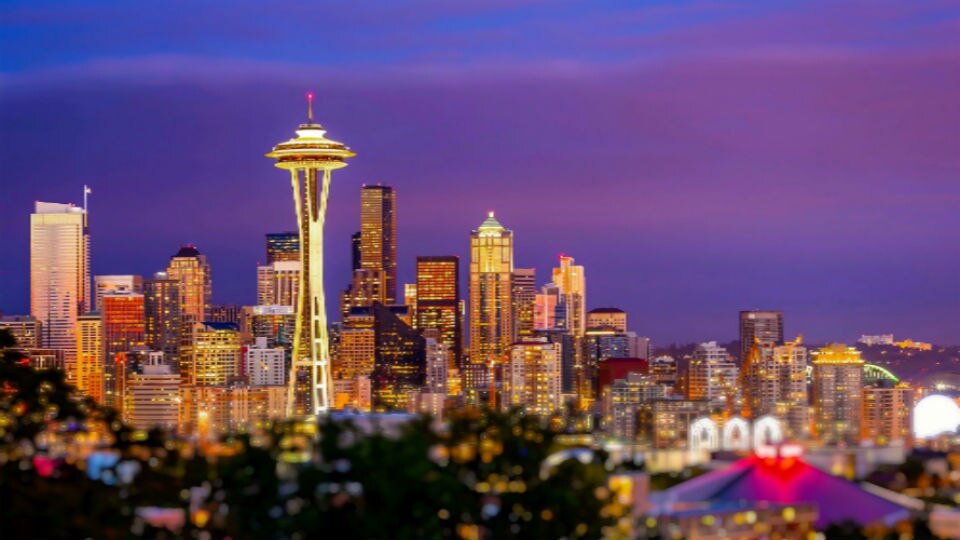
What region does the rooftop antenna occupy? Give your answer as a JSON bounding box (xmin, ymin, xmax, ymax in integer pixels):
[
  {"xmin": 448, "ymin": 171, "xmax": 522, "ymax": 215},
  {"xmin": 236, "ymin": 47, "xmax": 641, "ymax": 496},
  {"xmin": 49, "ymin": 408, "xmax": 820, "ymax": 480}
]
[
  {"xmin": 83, "ymin": 185, "xmax": 92, "ymax": 212},
  {"xmin": 306, "ymin": 91, "xmax": 315, "ymax": 123}
]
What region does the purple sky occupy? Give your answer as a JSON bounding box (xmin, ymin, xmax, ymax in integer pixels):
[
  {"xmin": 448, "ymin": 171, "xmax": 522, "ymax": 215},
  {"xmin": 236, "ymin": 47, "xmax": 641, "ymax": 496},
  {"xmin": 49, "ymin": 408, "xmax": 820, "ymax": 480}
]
[{"xmin": 1, "ymin": 0, "xmax": 958, "ymax": 344}]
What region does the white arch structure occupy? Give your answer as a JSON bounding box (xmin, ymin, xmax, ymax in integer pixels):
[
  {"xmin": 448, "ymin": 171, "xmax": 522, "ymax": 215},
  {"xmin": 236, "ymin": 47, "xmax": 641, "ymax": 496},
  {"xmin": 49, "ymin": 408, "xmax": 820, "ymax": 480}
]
[
  {"xmin": 722, "ymin": 416, "xmax": 752, "ymax": 451},
  {"xmin": 752, "ymin": 415, "xmax": 784, "ymax": 448},
  {"xmin": 689, "ymin": 417, "xmax": 720, "ymax": 452}
]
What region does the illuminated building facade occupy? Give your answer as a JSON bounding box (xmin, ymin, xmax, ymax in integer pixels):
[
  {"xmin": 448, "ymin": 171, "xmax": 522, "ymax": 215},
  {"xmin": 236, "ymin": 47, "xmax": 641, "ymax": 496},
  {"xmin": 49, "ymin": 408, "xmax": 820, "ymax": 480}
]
[
  {"xmin": 415, "ymin": 256, "xmax": 461, "ymax": 367},
  {"xmin": 511, "ymin": 267, "xmax": 536, "ymax": 339},
  {"xmin": 741, "ymin": 338, "xmax": 809, "ymax": 439},
  {"xmin": 166, "ymin": 245, "xmax": 212, "ymax": 324},
  {"xmin": 265, "ymin": 232, "xmax": 299, "ymax": 263},
  {"xmin": 359, "ymin": 184, "xmax": 397, "ymax": 304},
  {"xmin": 180, "ymin": 321, "xmax": 241, "ymax": 387},
  {"xmin": 738, "ymin": 310, "xmax": 783, "ymax": 364},
  {"xmin": 587, "ymin": 307, "xmax": 627, "ymax": 334},
  {"xmin": 552, "ymin": 255, "xmax": 586, "ymax": 337},
  {"xmin": 250, "ymin": 304, "xmax": 295, "ymax": 348},
  {"xmin": 468, "ymin": 212, "xmax": 513, "ymax": 396},
  {"xmin": 94, "ymin": 275, "xmax": 143, "ymax": 313},
  {"xmin": 502, "ymin": 339, "xmax": 561, "ymax": 416},
  {"xmin": 76, "ymin": 313, "xmax": 104, "ymax": 403},
  {"xmin": 257, "ymin": 260, "xmax": 300, "ymax": 306},
  {"xmin": 124, "ymin": 354, "xmax": 179, "ymax": 430},
  {"xmin": 102, "ymin": 292, "xmax": 146, "ymax": 407},
  {"xmin": 333, "ymin": 323, "xmax": 375, "ymax": 382},
  {"xmin": 534, "ymin": 283, "xmax": 561, "ymax": 330},
  {"xmin": 650, "ymin": 356, "xmax": 678, "ymax": 386},
  {"xmin": 0, "ymin": 315, "xmax": 42, "ymax": 349},
  {"xmin": 862, "ymin": 381, "xmax": 914, "ymax": 448},
  {"xmin": 640, "ymin": 399, "xmax": 711, "ymax": 449},
  {"xmin": 370, "ymin": 304, "xmax": 425, "ymax": 411},
  {"xmin": 30, "ymin": 201, "xmax": 90, "ymax": 367},
  {"xmin": 244, "ymin": 337, "xmax": 286, "ymax": 386},
  {"xmin": 602, "ymin": 373, "xmax": 666, "ymax": 440},
  {"xmin": 144, "ymin": 272, "xmax": 181, "ymax": 362},
  {"xmin": 266, "ymin": 96, "xmax": 355, "ymax": 416},
  {"xmin": 812, "ymin": 344, "xmax": 864, "ymax": 446},
  {"xmin": 688, "ymin": 341, "xmax": 738, "ymax": 404}
]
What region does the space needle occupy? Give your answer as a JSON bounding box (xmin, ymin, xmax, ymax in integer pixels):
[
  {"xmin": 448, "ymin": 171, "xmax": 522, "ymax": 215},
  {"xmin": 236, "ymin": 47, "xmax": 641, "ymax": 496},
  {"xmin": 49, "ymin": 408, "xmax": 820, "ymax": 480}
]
[{"xmin": 267, "ymin": 94, "xmax": 355, "ymax": 417}]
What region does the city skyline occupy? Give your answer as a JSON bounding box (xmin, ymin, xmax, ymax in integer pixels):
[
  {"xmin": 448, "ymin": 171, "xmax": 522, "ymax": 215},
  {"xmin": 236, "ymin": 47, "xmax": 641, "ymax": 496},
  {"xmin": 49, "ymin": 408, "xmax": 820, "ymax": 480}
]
[{"xmin": 2, "ymin": 1, "xmax": 959, "ymax": 344}]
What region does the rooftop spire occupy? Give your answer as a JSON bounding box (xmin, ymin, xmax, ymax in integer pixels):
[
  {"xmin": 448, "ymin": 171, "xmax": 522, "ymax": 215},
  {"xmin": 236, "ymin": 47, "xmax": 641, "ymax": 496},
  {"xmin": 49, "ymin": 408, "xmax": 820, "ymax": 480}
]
[{"xmin": 306, "ymin": 91, "xmax": 315, "ymax": 122}]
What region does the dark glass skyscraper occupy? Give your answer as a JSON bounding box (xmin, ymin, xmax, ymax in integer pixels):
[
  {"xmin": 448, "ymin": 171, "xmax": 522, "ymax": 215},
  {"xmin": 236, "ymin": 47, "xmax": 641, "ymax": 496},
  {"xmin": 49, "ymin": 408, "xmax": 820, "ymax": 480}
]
[
  {"xmin": 144, "ymin": 272, "xmax": 181, "ymax": 363},
  {"xmin": 738, "ymin": 310, "xmax": 783, "ymax": 364},
  {"xmin": 265, "ymin": 232, "xmax": 300, "ymax": 263}
]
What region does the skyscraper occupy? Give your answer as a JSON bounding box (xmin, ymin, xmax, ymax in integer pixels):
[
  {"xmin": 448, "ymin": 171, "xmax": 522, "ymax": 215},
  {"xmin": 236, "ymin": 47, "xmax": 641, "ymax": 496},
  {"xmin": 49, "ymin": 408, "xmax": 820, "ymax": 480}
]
[
  {"xmin": 469, "ymin": 212, "xmax": 514, "ymax": 384},
  {"xmin": 30, "ymin": 201, "xmax": 90, "ymax": 366},
  {"xmin": 369, "ymin": 304, "xmax": 425, "ymax": 411},
  {"xmin": 257, "ymin": 260, "xmax": 301, "ymax": 306},
  {"xmin": 552, "ymin": 255, "xmax": 586, "ymax": 337},
  {"xmin": 166, "ymin": 245, "xmax": 212, "ymax": 324},
  {"xmin": 144, "ymin": 272, "xmax": 181, "ymax": 363},
  {"xmin": 812, "ymin": 344, "xmax": 864, "ymax": 446},
  {"xmin": 180, "ymin": 321, "xmax": 241, "ymax": 386},
  {"xmin": 511, "ymin": 268, "xmax": 536, "ymax": 339},
  {"xmin": 688, "ymin": 341, "xmax": 738, "ymax": 405},
  {"xmin": 415, "ymin": 256, "xmax": 462, "ymax": 367},
  {"xmin": 94, "ymin": 275, "xmax": 143, "ymax": 313},
  {"xmin": 502, "ymin": 339, "xmax": 562, "ymax": 416},
  {"xmin": 76, "ymin": 313, "xmax": 103, "ymax": 403},
  {"xmin": 265, "ymin": 232, "xmax": 300, "ymax": 263},
  {"xmin": 102, "ymin": 292, "xmax": 146, "ymax": 407},
  {"xmin": 587, "ymin": 307, "xmax": 628, "ymax": 333},
  {"xmin": 738, "ymin": 310, "xmax": 783, "ymax": 364},
  {"xmin": 360, "ymin": 185, "xmax": 397, "ymax": 304},
  {"xmin": 862, "ymin": 381, "xmax": 913, "ymax": 448},
  {"xmin": 266, "ymin": 95, "xmax": 355, "ymax": 416}
]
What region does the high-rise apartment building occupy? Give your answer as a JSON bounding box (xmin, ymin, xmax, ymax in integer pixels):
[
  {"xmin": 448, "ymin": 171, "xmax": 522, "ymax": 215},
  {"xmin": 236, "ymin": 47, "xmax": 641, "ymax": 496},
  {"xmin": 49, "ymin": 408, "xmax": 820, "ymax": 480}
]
[
  {"xmin": 415, "ymin": 256, "xmax": 462, "ymax": 367},
  {"xmin": 265, "ymin": 232, "xmax": 299, "ymax": 263},
  {"xmin": 469, "ymin": 212, "xmax": 514, "ymax": 370},
  {"xmin": 257, "ymin": 260, "xmax": 300, "ymax": 306},
  {"xmin": 862, "ymin": 381, "xmax": 913, "ymax": 448},
  {"xmin": 360, "ymin": 184, "xmax": 397, "ymax": 304},
  {"xmin": 812, "ymin": 344, "xmax": 864, "ymax": 446},
  {"xmin": 166, "ymin": 245, "xmax": 212, "ymax": 323},
  {"xmin": 144, "ymin": 272, "xmax": 181, "ymax": 363},
  {"xmin": 180, "ymin": 321, "xmax": 241, "ymax": 386},
  {"xmin": 741, "ymin": 338, "xmax": 809, "ymax": 439},
  {"xmin": 102, "ymin": 292, "xmax": 146, "ymax": 407},
  {"xmin": 94, "ymin": 275, "xmax": 143, "ymax": 312},
  {"xmin": 739, "ymin": 310, "xmax": 784, "ymax": 364},
  {"xmin": 76, "ymin": 313, "xmax": 103, "ymax": 403},
  {"xmin": 512, "ymin": 268, "xmax": 536, "ymax": 339},
  {"xmin": 688, "ymin": 341, "xmax": 738, "ymax": 405},
  {"xmin": 502, "ymin": 339, "xmax": 562, "ymax": 416},
  {"xmin": 30, "ymin": 201, "xmax": 90, "ymax": 366},
  {"xmin": 552, "ymin": 255, "xmax": 586, "ymax": 337}
]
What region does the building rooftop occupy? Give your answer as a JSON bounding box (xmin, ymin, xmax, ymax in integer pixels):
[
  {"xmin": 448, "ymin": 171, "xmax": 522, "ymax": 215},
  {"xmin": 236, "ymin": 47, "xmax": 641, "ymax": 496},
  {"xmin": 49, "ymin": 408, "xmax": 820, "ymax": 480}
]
[
  {"xmin": 173, "ymin": 244, "xmax": 201, "ymax": 258},
  {"xmin": 589, "ymin": 307, "xmax": 625, "ymax": 314}
]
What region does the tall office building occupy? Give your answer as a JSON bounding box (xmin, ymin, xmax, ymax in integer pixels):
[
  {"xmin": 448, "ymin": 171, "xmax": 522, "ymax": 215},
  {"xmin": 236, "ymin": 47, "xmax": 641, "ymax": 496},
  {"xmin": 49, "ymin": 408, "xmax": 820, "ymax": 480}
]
[
  {"xmin": 257, "ymin": 260, "xmax": 300, "ymax": 306},
  {"xmin": 370, "ymin": 304, "xmax": 425, "ymax": 411},
  {"xmin": 812, "ymin": 344, "xmax": 864, "ymax": 446},
  {"xmin": 688, "ymin": 341, "xmax": 738, "ymax": 405},
  {"xmin": 350, "ymin": 231, "xmax": 362, "ymax": 270},
  {"xmin": 469, "ymin": 212, "xmax": 514, "ymax": 369},
  {"xmin": 512, "ymin": 268, "xmax": 536, "ymax": 339},
  {"xmin": 552, "ymin": 255, "xmax": 586, "ymax": 337},
  {"xmin": 102, "ymin": 293, "xmax": 146, "ymax": 407},
  {"xmin": 267, "ymin": 96, "xmax": 356, "ymax": 415},
  {"xmin": 93, "ymin": 275, "xmax": 143, "ymax": 313},
  {"xmin": 739, "ymin": 310, "xmax": 783, "ymax": 364},
  {"xmin": 76, "ymin": 313, "xmax": 103, "ymax": 403},
  {"xmin": 30, "ymin": 201, "xmax": 90, "ymax": 366},
  {"xmin": 502, "ymin": 339, "xmax": 562, "ymax": 416},
  {"xmin": 166, "ymin": 245, "xmax": 212, "ymax": 324},
  {"xmin": 144, "ymin": 272, "xmax": 181, "ymax": 363},
  {"xmin": 741, "ymin": 338, "xmax": 809, "ymax": 439},
  {"xmin": 265, "ymin": 232, "xmax": 299, "ymax": 263},
  {"xmin": 360, "ymin": 184, "xmax": 397, "ymax": 304},
  {"xmin": 415, "ymin": 256, "xmax": 462, "ymax": 367},
  {"xmin": 180, "ymin": 321, "xmax": 241, "ymax": 386}
]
